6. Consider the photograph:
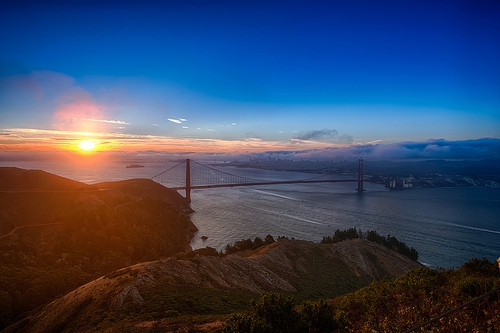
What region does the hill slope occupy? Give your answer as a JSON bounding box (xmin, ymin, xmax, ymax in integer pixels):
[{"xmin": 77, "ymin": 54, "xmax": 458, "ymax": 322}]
[
  {"xmin": 0, "ymin": 167, "xmax": 89, "ymax": 191},
  {"xmin": 4, "ymin": 239, "xmax": 422, "ymax": 333},
  {"xmin": 0, "ymin": 167, "xmax": 196, "ymax": 329}
]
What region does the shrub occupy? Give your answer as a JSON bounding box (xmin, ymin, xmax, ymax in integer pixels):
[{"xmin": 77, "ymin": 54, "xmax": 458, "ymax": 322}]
[
  {"xmin": 182, "ymin": 247, "xmax": 221, "ymax": 259},
  {"xmin": 300, "ymin": 299, "xmax": 341, "ymax": 333},
  {"xmin": 321, "ymin": 227, "xmax": 360, "ymax": 244},
  {"xmin": 460, "ymin": 257, "xmax": 499, "ymax": 277},
  {"xmin": 366, "ymin": 230, "xmax": 418, "ymax": 261},
  {"xmin": 224, "ymin": 235, "xmax": 275, "ymax": 254},
  {"xmin": 322, "ymin": 229, "xmax": 419, "ymax": 261},
  {"xmin": 221, "ymin": 293, "xmax": 344, "ymax": 333}
]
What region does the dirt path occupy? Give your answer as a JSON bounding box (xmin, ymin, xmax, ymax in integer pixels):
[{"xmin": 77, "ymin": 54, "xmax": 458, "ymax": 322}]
[
  {"xmin": 0, "ymin": 223, "xmax": 60, "ymax": 239},
  {"xmin": 114, "ymin": 197, "xmax": 143, "ymax": 213}
]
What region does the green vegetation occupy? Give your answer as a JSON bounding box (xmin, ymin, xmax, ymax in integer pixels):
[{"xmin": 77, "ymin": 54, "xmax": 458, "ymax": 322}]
[
  {"xmin": 222, "ymin": 292, "xmax": 341, "ymax": 333},
  {"xmin": 365, "ymin": 230, "xmax": 419, "ymax": 261},
  {"xmin": 321, "ymin": 227, "xmax": 362, "ymax": 243},
  {"xmin": 224, "ymin": 235, "xmax": 276, "ymax": 254},
  {"xmin": 139, "ymin": 285, "xmax": 255, "ymax": 317},
  {"xmin": 321, "ymin": 228, "xmax": 419, "ymax": 261},
  {"xmin": 182, "ymin": 235, "xmax": 277, "ymax": 259},
  {"xmin": 194, "ymin": 228, "xmax": 417, "ymax": 266},
  {"xmin": 221, "ymin": 258, "xmax": 500, "ymax": 332},
  {"xmin": 182, "ymin": 246, "xmax": 222, "ymax": 259}
]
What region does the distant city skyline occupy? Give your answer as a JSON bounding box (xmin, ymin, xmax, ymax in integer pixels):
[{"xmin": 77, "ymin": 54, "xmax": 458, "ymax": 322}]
[{"xmin": 1, "ymin": 1, "xmax": 499, "ymax": 160}]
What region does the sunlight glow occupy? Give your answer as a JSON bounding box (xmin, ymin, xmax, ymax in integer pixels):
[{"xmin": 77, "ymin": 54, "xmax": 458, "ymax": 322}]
[{"xmin": 78, "ymin": 140, "xmax": 96, "ymax": 151}]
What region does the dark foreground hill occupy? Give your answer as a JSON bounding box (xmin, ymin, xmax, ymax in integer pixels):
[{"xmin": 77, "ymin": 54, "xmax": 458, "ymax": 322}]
[
  {"xmin": 0, "ymin": 167, "xmax": 89, "ymax": 191},
  {"xmin": 3, "ymin": 239, "xmax": 422, "ymax": 333},
  {"xmin": 0, "ymin": 167, "xmax": 197, "ymax": 329}
]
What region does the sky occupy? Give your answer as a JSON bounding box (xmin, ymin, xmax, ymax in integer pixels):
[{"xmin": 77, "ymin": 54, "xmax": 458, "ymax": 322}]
[{"xmin": 1, "ymin": 0, "xmax": 500, "ymax": 161}]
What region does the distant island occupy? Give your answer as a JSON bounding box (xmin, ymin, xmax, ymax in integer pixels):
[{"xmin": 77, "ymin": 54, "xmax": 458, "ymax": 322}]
[{"xmin": 126, "ymin": 164, "xmax": 145, "ymax": 168}]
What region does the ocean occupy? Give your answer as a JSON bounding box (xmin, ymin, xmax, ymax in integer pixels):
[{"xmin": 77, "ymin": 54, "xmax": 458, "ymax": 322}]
[{"xmin": 2, "ymin": 159, "xmax": 499, "ymax": 268}]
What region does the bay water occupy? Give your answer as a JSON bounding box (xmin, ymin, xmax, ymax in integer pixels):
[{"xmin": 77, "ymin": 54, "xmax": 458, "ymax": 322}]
[{"xmin": 2, "ymin": 160, "xmax": 499, "ymax": 268}]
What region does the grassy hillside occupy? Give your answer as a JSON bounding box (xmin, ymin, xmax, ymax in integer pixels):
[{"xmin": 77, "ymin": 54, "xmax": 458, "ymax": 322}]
[
  {"xmin": 0, "ymin": 167, "xmax": 89, "ymax": 191},
  {"xmin": 222, "ymin": 258, "xmax": 500, "ymax": 333},
  {"xmin": 333, "ymin": 258, "xmax": 500, "ymax": 332},
  {"xmin": 0, "ymin": 168, "xmax": 196, "ymax": 329},
  {"xmin": 6, "ymin": 238, "xmax": 498, "ymax": 333},
  {"xmin": 2, "ymin": 239, "xmax": 422, "ymax": 333}
]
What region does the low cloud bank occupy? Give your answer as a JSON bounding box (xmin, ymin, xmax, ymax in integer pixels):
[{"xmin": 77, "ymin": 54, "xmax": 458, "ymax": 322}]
[{"xmin": 256, "ymin": 138, "xmax": 500, "ymax": 161}]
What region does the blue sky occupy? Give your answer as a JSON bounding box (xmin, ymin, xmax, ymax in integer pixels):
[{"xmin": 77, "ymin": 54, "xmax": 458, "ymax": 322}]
[{"xmin": 1, "ymin": 0, "xmax": 499, "ymax": 159}]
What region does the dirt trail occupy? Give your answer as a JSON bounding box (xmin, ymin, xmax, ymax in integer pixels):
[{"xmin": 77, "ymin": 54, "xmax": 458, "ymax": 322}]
[{"xmin": 0, "ymin": 223, "xmax": 60, "ymax": 239}]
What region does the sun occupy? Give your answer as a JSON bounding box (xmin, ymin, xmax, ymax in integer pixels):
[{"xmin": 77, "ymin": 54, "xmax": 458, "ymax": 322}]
[{"xmin": 78, "ymin": 140, "xmax": 96, "ymax": 151}]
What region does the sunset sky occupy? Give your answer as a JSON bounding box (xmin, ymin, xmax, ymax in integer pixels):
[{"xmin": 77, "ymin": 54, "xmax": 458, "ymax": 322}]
[{"xmin": 1, "ymin": 0, "xmax": 499, "ymax": 160}]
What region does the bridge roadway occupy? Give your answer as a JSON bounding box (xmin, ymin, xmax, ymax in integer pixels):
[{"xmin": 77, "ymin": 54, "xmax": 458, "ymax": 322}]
[
  {"xmin": 153, "ymin": 158, "xmax": 365, "ymax": 202},
  {"xmin": 171, "ymin": 178, "xmax": 359, "ymax": 190}
]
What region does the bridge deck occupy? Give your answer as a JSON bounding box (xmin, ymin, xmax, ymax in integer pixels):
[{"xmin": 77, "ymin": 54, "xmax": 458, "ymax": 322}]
[
  {"xmin": 152, "ymin": 158, "xmax": 365, "ymax": 201},
  {"xmin": 171, "ymin": 178, "xmax": 358, "ymax": 190}
]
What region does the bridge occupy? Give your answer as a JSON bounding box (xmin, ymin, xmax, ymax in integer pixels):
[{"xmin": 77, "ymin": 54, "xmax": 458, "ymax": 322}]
[{"xmin": 151, "ymin": 159, "xmax": 365, "ymax": 202}]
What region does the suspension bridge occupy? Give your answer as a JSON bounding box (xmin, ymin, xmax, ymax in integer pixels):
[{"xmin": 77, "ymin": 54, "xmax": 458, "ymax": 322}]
[{"xmin": 151, "ymin": 159, "xmax": 365, "ymax": 202}]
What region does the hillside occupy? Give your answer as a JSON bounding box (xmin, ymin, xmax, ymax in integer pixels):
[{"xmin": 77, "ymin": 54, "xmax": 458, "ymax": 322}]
[
  {"xmin": 3, "ymin": 239, "xmax": 422, "ymax": 333},
  {"xmin": 94, "ymin": 178, "xmax": 193, "ymax": 214},
  {"xmin": 0, "ymin": 167, "xmax": 196, "ymax": 329},
  {"xmin": 0, "ymin": 167, "xmax": 89, "ymax": 191}
]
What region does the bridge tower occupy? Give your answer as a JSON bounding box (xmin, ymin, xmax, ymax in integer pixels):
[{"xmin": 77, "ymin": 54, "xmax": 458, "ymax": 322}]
[
  {"xmin": 186, "ymin": 158, "xmax": 191, "ymax": 202},
  {"xmin": 356, "ymin": 158, "xmax": 365, "ymax": 193}
]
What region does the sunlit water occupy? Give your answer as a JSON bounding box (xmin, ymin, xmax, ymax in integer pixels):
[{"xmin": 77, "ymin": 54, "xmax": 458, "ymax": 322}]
[{"xmin": 2, "ymin": 160, "xmax": 499, "ymax": 268}]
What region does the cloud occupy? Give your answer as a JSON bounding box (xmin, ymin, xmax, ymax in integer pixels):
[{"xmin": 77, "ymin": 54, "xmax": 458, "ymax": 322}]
[
  {"xmin": 80, "ymin": 118, "xmax": 130, "ymax": 125},
  {"xmin": 0, "ymin": 70, "xmax": 80, "ymax": 126},
  {"xmin": 246, "ymin": 132, "xmax": 260, "ymax": 139},
  {"xmin": 168, "ymin": 118, "xmax": 187, "ymax": 124},
  {"xmin": 393, "ymin": 138, "xmax": 500, "ymax": 160},
  {"xmin": 293, "ymin": 129, "xmax": 354, "ymax": 144},
  {"xmin": 277, "ymin": 138, "xmax": 500, "ymax": 160},
  {"xmin": 339, "ymin": 134, "xmax": 354, "ymax": 144},
  {"xmin": 52, "ymin": 87, "xmax": 108, "ymax": 133},
  {"xmin": 0, "ymin": 70, "xmax": 133, "ymax": 133},
  {"xmin": 0, "ymin": 73, "xmax": 44, "ymax": 101},
  {"xmin": 0, "ymin": 70, "xmax": 77, "ymax": 102},
  {"xmin": 295, "ymin": 129, "xmax": 339, "ymax": 141},
  {"xmin": 2, "ymin": 123, "xmax": 499, "ymax": 162}
]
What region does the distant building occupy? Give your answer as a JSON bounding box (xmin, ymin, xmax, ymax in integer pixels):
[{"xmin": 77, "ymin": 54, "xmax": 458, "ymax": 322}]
[{"xmin": 387, "ymin": 178, "xmax": 414, "ymax": 189}]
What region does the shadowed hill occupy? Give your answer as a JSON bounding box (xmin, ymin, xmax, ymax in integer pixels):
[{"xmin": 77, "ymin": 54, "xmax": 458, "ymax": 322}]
[
  {"xmin": 95, "ymin": 178, "xmax": 193, "ymax": 213},
  {"xmin": 0, "ymin": 167, "xmax": 196, "ymax": 329},
  {"xmin": 0, "ymin": 167, "xmax": 90, "ymax": 191},
  {"xmin": 3, "ymin": 239, "xmax": 422, "ymax": 333}
]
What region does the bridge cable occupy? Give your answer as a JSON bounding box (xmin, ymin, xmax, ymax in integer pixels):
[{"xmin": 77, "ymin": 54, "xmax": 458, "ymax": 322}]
[
  {"xmin": 189, "ymin": 160, "xmax": 262, "ymax": 184},
  {"xmin": 150, "ymin": 160, "xmax": 185, "ymax": 179}
]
